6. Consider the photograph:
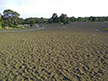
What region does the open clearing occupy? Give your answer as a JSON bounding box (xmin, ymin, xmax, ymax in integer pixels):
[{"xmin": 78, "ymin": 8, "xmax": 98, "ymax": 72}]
[{"xmin": 0, "ymin": 22, "xmax": 108, "ymax": 81}]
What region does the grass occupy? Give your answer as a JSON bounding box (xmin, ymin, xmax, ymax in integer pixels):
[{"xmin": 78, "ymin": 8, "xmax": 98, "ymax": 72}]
[
  {"xmin": 0, "ymin": 22, "xmax": 2, "ymax": 28},
  {"xmin": 0, "ymin": 28, "xmax": 4, "ymax": 30}
]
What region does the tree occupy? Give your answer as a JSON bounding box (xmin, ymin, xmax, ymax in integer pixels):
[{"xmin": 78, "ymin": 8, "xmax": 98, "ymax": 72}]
[
  {"xmin": 0, "ymin": 13, "xmax": 2, "ymax": 28},
  {"xmin": 48, "ymin": 19, "xmax": 52, "ymax": 23},
  {"xmin": 36, "ymin": 19, "xmax": 40, "ymax": 24},
  {"xmin": 0, "ymin": 13, "xmax": 1, "ymax": 17},
  {"xmin": 51, "ymin": 13, "xmax": 58, "ymax": 23},
  {"xmin": 70, "ymin": 16, "xmax": 76, "ymax": 22},
  {"xmin": 40, "ymin": 17, "xmax": 44, "ymax": 23},
  {"xmin": 0, "ymin": 13, "xmax": 1, "ymax": 21},
  {"xmin": 30, "ymin": 20, "xmax": 35, "ymax": 27},
  {"xmin": 1, "ymin": 21, "xmax": 7, "ymax": 28},
  {"xmin": 105, "ymin": 17, "xmax": 108, "ymax": 21},
  {"xmin": 2, "ymin": 9, "xmax": 20, "ymax": 27},
  {"xmin": 58, "ymin": 17, "xmax": 61, "ymax": 24},
  {"xmin": 84, "ymin": 17, "xmax": 89, "ymax": 22},
  {"xmin": 18, "ymin": 18, "xmax": 24, "ymax": 24},
  {"xmin": 66, "ymin": 17, "xmax": 70, "ymax": 24},
  {"xmin": 92, "ymin": 17, "xmax": 96, "ymax": 22},
  {"xmin": 60, "ymin": 14, "xmax": 67, "ymax": 23},
  {"xmin": 3, "ymin": 9, "xmax": 20, "ymax": 18},
  {"xmin": 77, "ymin": 17, "xmax": 82, "ymax": 22},
  {"xmin": 89, "ymin": 16, "xmax": 93, "ymax": 22}
]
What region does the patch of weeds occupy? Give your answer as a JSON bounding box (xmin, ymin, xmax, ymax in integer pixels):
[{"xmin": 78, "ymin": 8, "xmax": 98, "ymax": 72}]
[
  {"xmin": 0, "ymin": 28, "xmax": 4, "ymax": 30},
  {"xmin": 22, "ymin": 39, "xmax": 25, "ymax": 41},
  {"xmin": 95, "ymin": 29, "xmax": 99, "ymax": 32},
  {"xmin": 105, "ymin": 28, "xmax": 108, "ymax": 31},
  {"xmin": 41, "ymin": 25, "xmax": 45, "ymax": 27}
]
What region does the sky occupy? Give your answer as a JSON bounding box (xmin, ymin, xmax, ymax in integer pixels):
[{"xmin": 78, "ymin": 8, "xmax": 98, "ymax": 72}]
[{"xmin": 0, "ymin": 0, "xmax": 108, "ymax": 19}]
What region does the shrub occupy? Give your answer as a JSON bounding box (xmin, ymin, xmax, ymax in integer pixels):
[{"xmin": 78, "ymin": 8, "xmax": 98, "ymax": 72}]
[
  {"xmin": 41, "ymin": 25, "xmax": 45, "ymax": 27},
  {"xmin": 30, "ymin": 20, "xmax": 35, "ymax": 27},
  {"xmin": 9, "ymin": 24, "xmax": 14, "ymax": 27},
  {"xmin": 2, "ymin": 23, "xmax": 7, "ymax": 28},
  {"xmin": 0, "ymin": 28, "xmax": 4, "ymax": 30},
  {"xmin": 10, "ymin": 25, "xmax": 21, "ymax": 28},
  {"xmin": 105, "ymin": 28, "xmax": 108, "ymax": 31},
  {"xmin": 95, "ymin": 29, "xmax": 99, "ymax": 32},
  {"xmin": 22, "ymin": 39, "xmax": 25, "ymax": 41}
]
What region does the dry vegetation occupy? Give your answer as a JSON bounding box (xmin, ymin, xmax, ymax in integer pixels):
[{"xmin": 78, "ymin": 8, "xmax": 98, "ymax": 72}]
[{"xmin": 0, "ymin": 22, "xmax": 108, "ymax": 81}]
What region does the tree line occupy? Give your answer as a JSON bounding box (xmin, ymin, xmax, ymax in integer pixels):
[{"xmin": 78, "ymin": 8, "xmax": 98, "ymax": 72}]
[
  {"xmin": 0, "ymin": 9, "xmax": 108, "ymax": 28},
  {"xmin": 48, "ymin": 13, "xmax": 108, "ymax": 24}
]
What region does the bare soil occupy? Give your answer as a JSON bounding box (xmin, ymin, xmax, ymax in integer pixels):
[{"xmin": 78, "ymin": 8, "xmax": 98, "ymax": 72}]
[{"xmin": 0, "ymin": 22, "xmax": 108, "ymax": 81}]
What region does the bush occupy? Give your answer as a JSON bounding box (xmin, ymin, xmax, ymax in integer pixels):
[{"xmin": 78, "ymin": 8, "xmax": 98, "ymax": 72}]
[
  {"xmin": 22, "ymin": 39, "xmax": 25, "ymax": 41},
  {"xmin": 0, "ymin": 28, "xmax": 4, "ymax": 30},
  {"xmin": 30, "ymin": 20, "xmax": 35, "ymax": 27},
  {"xmin": 0, "ymin": 22, "xmax": 2, "ymax": 28},
  {"xmin": 9, "ymin": 25, "xmax": 21, "ymax": 29},
  {"xmin": 2, "ymin": 23, "xmax": 7, "ymax": 28},
  {"xmin": 9, "ymin": 24, "xmax": 14, "ymax": 27},
  {"xmin": 41, "ymin": 25, "xmax": 45, "ymax": 27},
  {"xmin": 105, "ymin": 28, "xmax": 108, "ymax": 31}
]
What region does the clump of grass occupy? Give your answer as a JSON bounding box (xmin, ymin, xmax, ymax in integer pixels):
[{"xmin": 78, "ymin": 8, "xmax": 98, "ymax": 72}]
[
  {"xmin": 22, "ymin": 39, "xmax": 25, "ymax": 41},
  {"xmin": 105, "ymin": 28, "xmax": 108, "ymax": 31},
  {"xmin": 41, "ymin": 25, "xmax": 45, "ymax": 27},
  {"xmin": 0, "ymin": 28, "xmax": 4, "ymax": 30},
  {"xmin": 95, "ymin": 29, "xmax": 99, "ymax": 32}
]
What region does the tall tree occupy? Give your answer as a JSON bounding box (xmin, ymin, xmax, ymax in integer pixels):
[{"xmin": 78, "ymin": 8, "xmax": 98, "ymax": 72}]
[
  {"xmin": 92, "ymin": 17, "xmax": 96, "ymax": 22},
  {"xmin": 0, "ymin": 13, "xmax": 1, "ymax": 17},
  {"xmin": 0, "ymin": 13, "xmax": 1, "ymax": 21},
  {"xmin": 3, "ymin": 9, "xmax": 20, "ymax": 18},
  {"xmin": 60, "ymin": 14, "xmax": 67, "ymax": 23},
  {"xmin": 48, "ymin": 19, "xmax": 52, "ymax": 23},
  {"xmin": 3, "ymin": 9, "xmax": 20, "ymax": 26},
  {"xmin": 30, "ymin": 20, "xmax": 35, "ymax": 27},
  {"xmin": 70, "ymin": 16, "xmax": 76, "ymax": 22},
  {"xmin": 77, "ymin": 17, "xmax": 82, "ymax": 22},
  {"xmin": 51, "ymin": 13, "xmax": 58, "ymax": 23},
  {"xmin": 0, "ymin": 13, "xmax": 2, "ymax": 28},
  {"xmin": 66, "ymin": 17, "xmax": 70, "ymax": 24}
]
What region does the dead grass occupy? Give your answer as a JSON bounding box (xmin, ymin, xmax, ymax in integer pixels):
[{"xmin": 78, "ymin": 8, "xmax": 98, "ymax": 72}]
[{"xmin": 0, "ymin": 22, "xmax": 108, "ymax": 81}]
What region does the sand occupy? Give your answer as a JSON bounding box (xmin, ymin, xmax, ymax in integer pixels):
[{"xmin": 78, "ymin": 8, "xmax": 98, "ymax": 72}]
[{"xmin": 0, "ymin": 22, "xmax": 108, "ymax": 81}]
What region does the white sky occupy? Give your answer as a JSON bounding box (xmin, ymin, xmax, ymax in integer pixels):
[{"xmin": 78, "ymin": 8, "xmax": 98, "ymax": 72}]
[{"xmin": 0, "ymin": 0, "xmax": 108, "ymax": 19}]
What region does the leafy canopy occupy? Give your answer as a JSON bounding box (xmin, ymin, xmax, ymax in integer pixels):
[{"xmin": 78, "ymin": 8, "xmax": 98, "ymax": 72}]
[{"xmin": 3, "ymin": 9, "xmax": 20, "ymax": 18}]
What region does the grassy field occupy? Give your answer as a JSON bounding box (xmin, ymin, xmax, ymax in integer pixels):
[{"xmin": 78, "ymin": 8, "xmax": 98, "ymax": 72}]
[{"xmin": 0, "ymin": 22, "xmax": 108, "ymax": 81}]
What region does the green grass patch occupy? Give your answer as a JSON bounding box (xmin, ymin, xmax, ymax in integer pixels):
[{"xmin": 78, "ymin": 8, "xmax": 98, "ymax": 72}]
[
  {"xmin": 22, "ymin": 39, "xmax": 25, "ymax": 41},
  {"xmin": 0, "ymin": 22, "xmax": 2, "ymax": 28},
  {"xmin": 0, "ymin": 28, "xmax": 4, "ymax": 30}
]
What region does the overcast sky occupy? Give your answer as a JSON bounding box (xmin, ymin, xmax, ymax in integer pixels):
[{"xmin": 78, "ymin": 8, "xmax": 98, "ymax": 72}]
[{"xmin": 0, "ymin": 0, "xmax": 108, "ymax": 18}]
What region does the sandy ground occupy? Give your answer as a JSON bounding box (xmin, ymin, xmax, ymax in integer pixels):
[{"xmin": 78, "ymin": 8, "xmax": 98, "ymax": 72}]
[{"xmin": 0, "ymin": 22, "xmax": 108, "ymax": 81}]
